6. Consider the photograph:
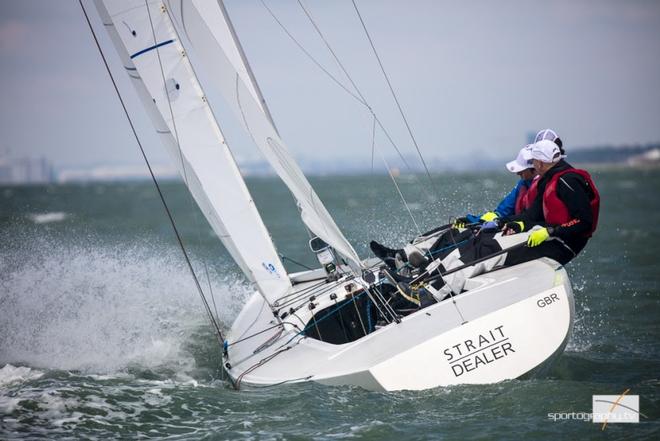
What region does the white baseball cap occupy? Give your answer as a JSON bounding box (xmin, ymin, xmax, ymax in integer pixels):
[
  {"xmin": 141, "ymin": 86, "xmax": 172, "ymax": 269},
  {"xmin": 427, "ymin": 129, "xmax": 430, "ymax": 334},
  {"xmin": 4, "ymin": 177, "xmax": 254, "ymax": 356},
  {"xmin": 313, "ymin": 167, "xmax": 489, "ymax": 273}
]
[
  {"xmin": 506, "ymin": 145, "xmax": 534, "ymax": 173},
  {"xmin": 531, "ymin": 139, "xmax": 562, "ymax": 163},
  {"xmin": 534, "ymin": 128, "xmax": 560, "ymax": 144}
]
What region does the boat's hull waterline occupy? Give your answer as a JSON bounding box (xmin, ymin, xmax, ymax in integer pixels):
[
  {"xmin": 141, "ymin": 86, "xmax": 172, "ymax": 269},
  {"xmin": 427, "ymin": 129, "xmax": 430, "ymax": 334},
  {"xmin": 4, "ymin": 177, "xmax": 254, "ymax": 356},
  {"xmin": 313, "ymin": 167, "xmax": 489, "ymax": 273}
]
[{"xmin": 225, "ymin": 258, "xmax": 574, "ymax": 391}]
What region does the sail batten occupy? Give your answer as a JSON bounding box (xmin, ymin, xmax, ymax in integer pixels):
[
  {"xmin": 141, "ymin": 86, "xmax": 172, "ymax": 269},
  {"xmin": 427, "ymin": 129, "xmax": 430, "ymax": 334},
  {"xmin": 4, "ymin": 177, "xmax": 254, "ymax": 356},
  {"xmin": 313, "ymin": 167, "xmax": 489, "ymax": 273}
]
[
  {"xmin": 168, "ymin": 0, "xmax": 362, "ymax": 267},
  {"xmin": 95, "ymin": 0, "xmax": 291, "ymax": 303}
]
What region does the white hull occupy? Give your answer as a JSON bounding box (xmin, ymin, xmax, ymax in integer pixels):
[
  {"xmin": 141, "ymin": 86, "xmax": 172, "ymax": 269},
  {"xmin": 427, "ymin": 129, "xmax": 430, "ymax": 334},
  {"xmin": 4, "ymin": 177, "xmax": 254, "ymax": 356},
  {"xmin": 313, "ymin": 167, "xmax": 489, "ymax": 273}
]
[{"xmin": 225, "ymin": 257, "xmax": 574, "ymax": 391}]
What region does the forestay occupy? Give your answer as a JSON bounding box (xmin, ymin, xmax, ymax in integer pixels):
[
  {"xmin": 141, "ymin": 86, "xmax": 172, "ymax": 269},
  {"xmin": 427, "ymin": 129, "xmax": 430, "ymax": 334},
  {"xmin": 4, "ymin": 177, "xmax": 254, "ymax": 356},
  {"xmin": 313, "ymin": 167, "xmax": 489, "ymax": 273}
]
[
  {"xmin": 95, "ymin": 0, "xmax": 291, "ymax": 303},
  {"xmin": 165, "ymin": 0, "xmax": 362, "ymax": 269}
]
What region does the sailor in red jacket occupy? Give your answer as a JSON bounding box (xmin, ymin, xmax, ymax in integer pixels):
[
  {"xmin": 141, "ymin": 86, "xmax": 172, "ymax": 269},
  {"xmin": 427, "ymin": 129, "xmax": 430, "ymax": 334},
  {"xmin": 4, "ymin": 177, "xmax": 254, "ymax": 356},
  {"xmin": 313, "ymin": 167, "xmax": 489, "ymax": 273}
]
[
  {"xmin": 502, "ymin": 139, "xmax": 600, "ymax": 266},
  {"xmin": 375, "ymin": 136, "xmax": 600, "ymax": 302}
]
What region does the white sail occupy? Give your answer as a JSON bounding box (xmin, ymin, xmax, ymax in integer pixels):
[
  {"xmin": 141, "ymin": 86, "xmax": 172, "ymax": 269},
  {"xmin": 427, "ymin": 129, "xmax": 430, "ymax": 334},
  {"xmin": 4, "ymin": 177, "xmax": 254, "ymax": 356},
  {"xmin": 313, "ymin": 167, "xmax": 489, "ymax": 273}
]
[
  {"xmin": 95, "ymin": 0, "xmax": 291, "ymax": 303},
  {"xmin": 166, "ymin": 0, "xmax": 362, "ymax": 268},
  {"xmin": 165, "ymin": 0, "xmax": 271, "ymax": 122}
]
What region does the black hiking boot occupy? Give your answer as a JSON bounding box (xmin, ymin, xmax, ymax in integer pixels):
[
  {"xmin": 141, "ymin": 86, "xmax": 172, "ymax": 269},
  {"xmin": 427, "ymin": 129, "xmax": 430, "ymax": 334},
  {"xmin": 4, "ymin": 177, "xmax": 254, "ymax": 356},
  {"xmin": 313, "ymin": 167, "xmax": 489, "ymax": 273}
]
[{"xmin": 369, "ymin": 241, "xmax": 402, "ymax": 260}]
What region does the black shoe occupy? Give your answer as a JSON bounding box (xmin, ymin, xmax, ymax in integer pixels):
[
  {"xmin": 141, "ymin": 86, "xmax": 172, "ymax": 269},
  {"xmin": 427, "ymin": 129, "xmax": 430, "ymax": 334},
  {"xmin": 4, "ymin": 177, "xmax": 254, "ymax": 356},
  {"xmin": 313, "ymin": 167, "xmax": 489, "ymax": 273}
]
[
  {"xmin": 370, "ymin": 241, "xmax": 401, "ymax": 260},
  {"xmin": 407, "ymin": 251, "xmax": 428, "ymax": 269}
]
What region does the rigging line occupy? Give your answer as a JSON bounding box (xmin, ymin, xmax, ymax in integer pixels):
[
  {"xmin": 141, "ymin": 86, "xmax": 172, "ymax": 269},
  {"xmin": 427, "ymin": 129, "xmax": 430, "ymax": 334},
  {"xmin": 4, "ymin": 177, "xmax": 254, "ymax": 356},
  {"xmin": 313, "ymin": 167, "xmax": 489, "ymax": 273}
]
[
  {"xmin": 235, "ymin": 344, "xmax": 295, "ymax": 389},
  {"xmin": 145, "ymin": 0, "xmax": 223, "ymax": 333},
  {"xmin": 279, "ymin": 253, "xmax": 313, "ymax": 271},
  {"xmin": 379, "ymin": 148, "xmax": 422, "ymax": 235},
  {"xmin": 296, "ymin": 0, "xmax": 368, "ymax": 105},
  {"xmin": 274, "ymin": 280, "xmax": 344, "ymax": 311},
  {"xmin": 354, "ymin": 279, "xmax": 395, "ymax": 324},
  {"xmin": 367, "ymin": 114, "xmax": 377, "ymax": 260},
  {"xmin": 226, "ymin": 322, "xmax": 301, "ymax": 348},
  {"xmin": 154, "ymin": 1, "xmax": 226, "ymax": 328},
  {"xmin": 370, "ymin": 114, "xmax": 376, "ymax": 175},
  {"xmin": 291, "ymin": 0, "xmax": 433, "ymax": 201},
  {"xmin": 259, "ymin": 0, "xmax": 366, "ymax": 106},
  {"xmin": 363, "ymin": 278, "xmax": 398, "ymax": 323},
  {"xmin": 350, "ymin": 0, "xmax": 438, "ymax": 195},
  {"xmin": 78, "ymin": 0, "xmax": 224, "ymax": 343}
]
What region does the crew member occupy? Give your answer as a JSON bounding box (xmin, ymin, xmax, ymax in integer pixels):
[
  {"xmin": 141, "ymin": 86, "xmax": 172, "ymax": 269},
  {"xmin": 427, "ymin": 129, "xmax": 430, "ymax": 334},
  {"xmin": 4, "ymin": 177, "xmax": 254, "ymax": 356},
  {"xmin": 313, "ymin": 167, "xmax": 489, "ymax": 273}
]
[
  {"xmin": 460, "ymin": 128, "xmax": 564, "ymax": 224},
  {"xmin": 502, "ymin": 139, "xmax": 600, "ymax": 266},
  {"xmin": 416, "ymin": 138, "xmax": 599, "ymax": 301},
  {"xmin": 371, "ymin": 143, "xmax": 539, "ymax": 267}
]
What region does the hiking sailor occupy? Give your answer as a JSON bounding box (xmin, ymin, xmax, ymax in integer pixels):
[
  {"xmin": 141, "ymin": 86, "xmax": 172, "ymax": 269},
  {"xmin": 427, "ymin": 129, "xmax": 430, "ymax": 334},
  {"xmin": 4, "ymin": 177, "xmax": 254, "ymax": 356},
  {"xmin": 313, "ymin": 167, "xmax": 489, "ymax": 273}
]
[
  {"xmin": 370, "ymin": 139, "xmax": 542, "ymax": 269},
  {"xmin": 421, "ymin": 137, "xmax": 600, "ymax": 300},
  {"xmin": 500, "ymin": 138, "xmax": 600, "ymax": 266},
  {"xmin": 456, "ymin": 129, "xmax": 564, "ymax": 226},
  {"xmin": 455, "ymin": 145, "xmax": 536, "ymax": 227}
]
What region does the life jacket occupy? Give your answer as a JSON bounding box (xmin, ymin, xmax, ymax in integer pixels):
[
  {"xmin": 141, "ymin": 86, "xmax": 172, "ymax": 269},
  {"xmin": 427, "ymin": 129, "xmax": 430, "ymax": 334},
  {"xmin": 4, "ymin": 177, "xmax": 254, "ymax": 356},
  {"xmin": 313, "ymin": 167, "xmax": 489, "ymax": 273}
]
[
  {"xmin": 542, "ymin": 169, "xmax": 600, "ymax": 237},
  {"xmin": 515, "ymin": 176, "xmax": 539, "ymax": 214}
]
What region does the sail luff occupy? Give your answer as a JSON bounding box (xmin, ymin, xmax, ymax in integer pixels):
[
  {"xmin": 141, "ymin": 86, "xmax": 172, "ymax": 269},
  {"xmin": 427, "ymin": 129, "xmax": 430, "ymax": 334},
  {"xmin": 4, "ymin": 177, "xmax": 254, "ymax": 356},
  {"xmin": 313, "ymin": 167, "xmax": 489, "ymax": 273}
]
[
  {"xmin": 95, "ymin": 0, "xmax": 291, "ymax": 303},
  {"xmin": 214, "ymin": 0, "xmax": 280, "ymax": 135},
  {"xmin": 170, "ymin": 0, "xmax": 362, "ymax": 268}
]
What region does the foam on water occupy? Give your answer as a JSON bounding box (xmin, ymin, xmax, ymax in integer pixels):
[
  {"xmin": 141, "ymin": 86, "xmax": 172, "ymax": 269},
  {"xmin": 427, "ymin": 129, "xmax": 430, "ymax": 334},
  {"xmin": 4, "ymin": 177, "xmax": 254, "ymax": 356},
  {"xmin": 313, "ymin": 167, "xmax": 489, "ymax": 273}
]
[
  {"xmin": 29, "ymin": 212, "xmax": 68, "ymax": 224},
  {"xmin": 0, "ymin": 234, "xmax": 252, "ymax": 376},
  {"xmin": 0, "ymin": 364, "xmax": 44, "ymax": 388}
]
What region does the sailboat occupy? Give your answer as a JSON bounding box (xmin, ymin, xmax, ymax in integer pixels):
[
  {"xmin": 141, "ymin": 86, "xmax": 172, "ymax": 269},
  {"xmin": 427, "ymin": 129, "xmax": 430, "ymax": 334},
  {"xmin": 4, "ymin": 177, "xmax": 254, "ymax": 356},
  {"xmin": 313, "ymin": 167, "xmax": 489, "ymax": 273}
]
[{"xmin": 90, "ymin": 0, "xmax": 574, "ymax": 391}]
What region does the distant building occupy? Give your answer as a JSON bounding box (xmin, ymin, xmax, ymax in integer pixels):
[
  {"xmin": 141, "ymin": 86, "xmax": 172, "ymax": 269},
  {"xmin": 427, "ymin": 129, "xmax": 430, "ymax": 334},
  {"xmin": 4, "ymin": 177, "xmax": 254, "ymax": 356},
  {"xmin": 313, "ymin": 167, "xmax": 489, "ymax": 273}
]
[
  {"xmin": 56, "ymin": 163, "xmax": 177, "ymax": 182},
  {"xmin": 0, "ymin": 157, "xmax": 55, "ymax": 185},
  {"xmin": 628, "ymin": 147, "xmax": 660, "ymax": 167}
]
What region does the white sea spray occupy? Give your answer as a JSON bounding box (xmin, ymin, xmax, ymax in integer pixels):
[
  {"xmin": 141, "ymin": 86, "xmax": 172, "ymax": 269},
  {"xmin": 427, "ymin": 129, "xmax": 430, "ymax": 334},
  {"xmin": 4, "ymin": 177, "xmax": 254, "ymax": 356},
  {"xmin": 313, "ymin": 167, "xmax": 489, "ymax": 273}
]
[{"xmin": 0, "ymin": 235, "xmax": 252, "ymax": 375}]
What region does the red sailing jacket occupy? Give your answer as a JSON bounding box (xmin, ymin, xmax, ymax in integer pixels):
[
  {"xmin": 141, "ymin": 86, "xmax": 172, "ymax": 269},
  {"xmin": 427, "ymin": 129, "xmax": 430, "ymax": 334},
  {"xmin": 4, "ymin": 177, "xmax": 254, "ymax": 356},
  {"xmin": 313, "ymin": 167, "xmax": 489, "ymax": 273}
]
[
  {"xmin": 542, "ymin": 169, "xmax": 600, "ymax": 237},
  {"xmin": 515, "ymin": 176, "xmax": 539, "ymax": 214}
]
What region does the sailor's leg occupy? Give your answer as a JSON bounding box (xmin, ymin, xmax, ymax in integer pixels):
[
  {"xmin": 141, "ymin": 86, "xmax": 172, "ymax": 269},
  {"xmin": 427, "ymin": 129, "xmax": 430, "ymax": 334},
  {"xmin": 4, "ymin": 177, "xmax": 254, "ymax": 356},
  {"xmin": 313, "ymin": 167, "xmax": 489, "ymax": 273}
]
[
  {"xmin": 504, "ymin": 239, "xmax": 575, "ymax": 266},
  {"xmin": 427, "ymin": 228, "xmax": 474, "ymax": 259},
  {"xmin": 428, "ymin": 232, "xmax": 529, "ymax": 297},
  {"xmin": 436, "ymin": 249, "xmax": 507, "ymax": 296}
]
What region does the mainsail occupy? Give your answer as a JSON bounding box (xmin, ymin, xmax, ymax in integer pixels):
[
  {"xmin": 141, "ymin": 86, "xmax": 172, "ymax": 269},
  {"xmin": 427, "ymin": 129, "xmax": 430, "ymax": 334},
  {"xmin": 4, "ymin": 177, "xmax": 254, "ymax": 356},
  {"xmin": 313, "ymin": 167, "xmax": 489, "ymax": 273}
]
[
  {"xmin": 165, "ymin": 0, "xmax": 362, "ymax": 268},
  {"xmin": 95, "ymin": 0, "xmax": 291, "ymax": 303}
]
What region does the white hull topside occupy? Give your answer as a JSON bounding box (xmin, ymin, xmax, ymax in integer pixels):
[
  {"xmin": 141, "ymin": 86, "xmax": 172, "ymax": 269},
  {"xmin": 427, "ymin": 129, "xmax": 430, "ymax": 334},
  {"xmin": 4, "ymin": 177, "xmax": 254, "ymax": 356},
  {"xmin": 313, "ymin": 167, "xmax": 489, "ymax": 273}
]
[{"xmin": 225, "ymin": 258, "xmax": 575, "ymax": 392}]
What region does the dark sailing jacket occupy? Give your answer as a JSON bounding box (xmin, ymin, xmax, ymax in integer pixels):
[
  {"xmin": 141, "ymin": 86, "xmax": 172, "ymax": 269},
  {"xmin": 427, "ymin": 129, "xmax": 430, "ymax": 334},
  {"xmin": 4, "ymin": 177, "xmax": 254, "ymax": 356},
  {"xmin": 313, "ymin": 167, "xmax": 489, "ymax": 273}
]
[{"xmin": 508, "ymin": 160, "xmax": 598, "ymax": 255}]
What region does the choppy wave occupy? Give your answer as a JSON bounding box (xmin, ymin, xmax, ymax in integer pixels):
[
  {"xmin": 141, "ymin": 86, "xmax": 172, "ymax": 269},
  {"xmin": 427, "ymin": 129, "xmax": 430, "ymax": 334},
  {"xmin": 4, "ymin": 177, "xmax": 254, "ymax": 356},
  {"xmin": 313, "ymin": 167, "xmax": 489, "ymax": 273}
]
[{"xmin": 0, "ymin": 235, "xmax": 251, "ymax": 377}]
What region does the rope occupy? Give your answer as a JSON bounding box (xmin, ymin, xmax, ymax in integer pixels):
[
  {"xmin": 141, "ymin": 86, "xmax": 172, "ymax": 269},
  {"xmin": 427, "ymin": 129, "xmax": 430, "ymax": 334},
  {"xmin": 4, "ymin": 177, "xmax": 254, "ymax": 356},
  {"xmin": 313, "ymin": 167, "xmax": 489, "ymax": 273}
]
[
  {"xmin": 144, "ymin": 1, "xmax": 228, "ymax": 341},
  {"xmin": 379, "ymin": 148, "xmax": 421, "ymax": 235},
  {"xmin": 279, "ymin": 253, "xmax": 313, "ymax": 271},
  {"xmin": 260, "ymin": 0, "xmax": 434, "ymax": 204},
  {"xmin": 370, "ymin": 115, "xmax": 376, "ymax": 175},
  {"xmin": 78, "ymin": 0, "xmax": 224, "ymax": 343},
  {"xmin": 225, "ymin": 322, "xmax": 301, "ymax": 349},
  {"xmin": 154, "ymin": 2, "xmax": 227, "ymax": 331},
  {"xmin": 297, "ymin": 0, "xmax": 368, "ymax": 105},
  {"xmin": 259, "ymin": 0, "xmax": 366, "ymax": 106},
  {"xmin": 350, "ymin": 0, "xmax": 438, "ymax": 194}
]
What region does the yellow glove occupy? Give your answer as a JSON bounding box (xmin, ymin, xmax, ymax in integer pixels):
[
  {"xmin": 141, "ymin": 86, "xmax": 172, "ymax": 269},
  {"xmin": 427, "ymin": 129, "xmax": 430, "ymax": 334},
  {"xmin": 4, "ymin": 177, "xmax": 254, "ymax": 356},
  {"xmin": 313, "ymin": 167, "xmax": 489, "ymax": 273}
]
[
  {"xmin": 453, "ymin": 217, "xmax": 469, "ymax": 229},
  {"xmin": 480, "ymin": 211, "xmax": 498, "ymax": 222},
  {"xmin": 527, "ymin": 227, "xmax": 550, "ymax": 247}
]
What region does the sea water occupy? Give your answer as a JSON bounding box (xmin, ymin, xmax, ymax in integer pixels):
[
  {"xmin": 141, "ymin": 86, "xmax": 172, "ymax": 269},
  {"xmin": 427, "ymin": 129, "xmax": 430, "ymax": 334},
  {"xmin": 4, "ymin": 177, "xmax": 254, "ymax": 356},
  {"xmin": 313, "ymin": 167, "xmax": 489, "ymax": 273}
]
[{"xmin": 1, "ymin": 169, "xmax": 658, "ymax": 439}]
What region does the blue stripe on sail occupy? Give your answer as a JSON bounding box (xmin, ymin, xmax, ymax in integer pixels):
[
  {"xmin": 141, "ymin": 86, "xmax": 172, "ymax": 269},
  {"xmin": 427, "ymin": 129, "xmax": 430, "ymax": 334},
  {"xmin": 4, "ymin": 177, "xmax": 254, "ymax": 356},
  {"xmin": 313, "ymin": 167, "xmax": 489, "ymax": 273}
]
[{"xmin": 130, "ymin": 39, "xmax": 175, "ymax": 59}]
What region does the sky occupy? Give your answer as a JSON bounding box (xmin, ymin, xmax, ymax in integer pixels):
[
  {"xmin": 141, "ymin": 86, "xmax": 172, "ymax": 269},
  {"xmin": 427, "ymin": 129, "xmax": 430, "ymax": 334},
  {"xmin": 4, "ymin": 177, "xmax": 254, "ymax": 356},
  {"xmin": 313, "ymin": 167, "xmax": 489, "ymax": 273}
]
[{"xmin": 1, "ymin": 0, "xmax": 659, "ymax": 172}]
